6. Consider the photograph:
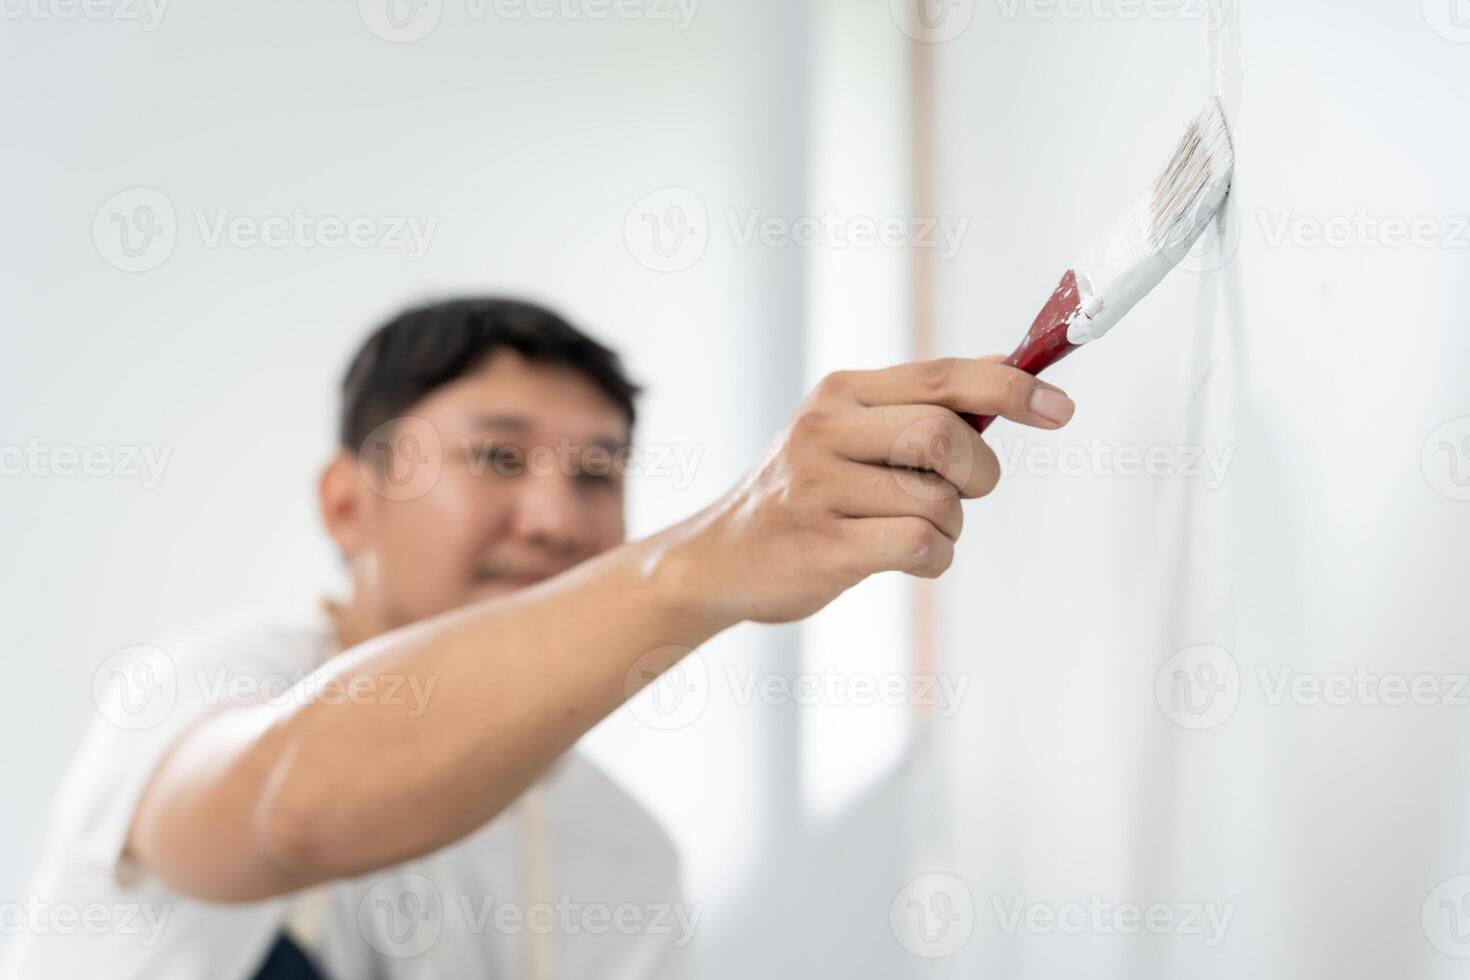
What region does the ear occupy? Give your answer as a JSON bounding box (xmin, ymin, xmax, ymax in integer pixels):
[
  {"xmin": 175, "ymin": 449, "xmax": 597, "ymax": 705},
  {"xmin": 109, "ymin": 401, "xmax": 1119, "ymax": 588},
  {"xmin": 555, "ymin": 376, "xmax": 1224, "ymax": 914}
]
[{"xmin": 319, "ymin": 450, "xmax": 373, "ymax": 559}]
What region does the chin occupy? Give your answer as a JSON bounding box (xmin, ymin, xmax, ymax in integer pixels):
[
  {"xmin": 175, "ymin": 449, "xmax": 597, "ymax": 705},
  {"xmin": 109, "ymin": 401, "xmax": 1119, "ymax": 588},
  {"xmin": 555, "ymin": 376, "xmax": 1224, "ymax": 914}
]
[{"xmin": 468, "ymin": 578, "xmax": 539, "ymax": 602}]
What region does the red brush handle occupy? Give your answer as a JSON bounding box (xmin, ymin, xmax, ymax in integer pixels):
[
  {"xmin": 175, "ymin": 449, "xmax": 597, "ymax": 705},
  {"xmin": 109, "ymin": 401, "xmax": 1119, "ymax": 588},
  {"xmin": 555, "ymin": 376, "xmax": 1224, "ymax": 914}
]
[{"xmin": 965, "ymin": 269, "xmax": 1083, "ymax": 434}]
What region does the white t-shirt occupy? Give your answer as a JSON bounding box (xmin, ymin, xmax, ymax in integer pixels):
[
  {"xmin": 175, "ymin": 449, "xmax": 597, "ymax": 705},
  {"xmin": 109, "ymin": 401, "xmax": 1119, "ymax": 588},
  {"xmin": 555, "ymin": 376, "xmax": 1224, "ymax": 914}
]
[{"xmin": 2, "ymin": 608, "xmax": 689, "ymax": 980}]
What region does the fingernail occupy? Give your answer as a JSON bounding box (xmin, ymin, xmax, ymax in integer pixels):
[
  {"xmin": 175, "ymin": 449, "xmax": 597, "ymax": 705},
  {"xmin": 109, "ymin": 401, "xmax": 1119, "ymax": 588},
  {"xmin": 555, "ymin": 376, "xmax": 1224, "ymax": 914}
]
[{"xmin": 1029, "ymin": 384, "xmax": 1075, "ymax": 424}]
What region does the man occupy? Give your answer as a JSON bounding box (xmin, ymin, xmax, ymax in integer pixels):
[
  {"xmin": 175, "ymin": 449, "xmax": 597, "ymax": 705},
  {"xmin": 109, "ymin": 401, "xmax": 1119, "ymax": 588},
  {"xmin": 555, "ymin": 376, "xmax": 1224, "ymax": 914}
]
[{"xmin": 3, "ymin": 298, "xmax": 1075, "ymax": 978}]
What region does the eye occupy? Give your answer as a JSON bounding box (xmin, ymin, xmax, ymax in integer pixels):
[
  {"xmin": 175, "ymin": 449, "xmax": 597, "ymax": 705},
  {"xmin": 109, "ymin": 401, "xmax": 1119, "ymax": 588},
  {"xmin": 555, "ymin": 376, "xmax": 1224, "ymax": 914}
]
[
  {"xmin": 472, "ymin": 444, "xmax": 525, "ymax": 476},
  {"xmin": 574, "ymin": 470, "xmax": 617, "ymax": 488}
]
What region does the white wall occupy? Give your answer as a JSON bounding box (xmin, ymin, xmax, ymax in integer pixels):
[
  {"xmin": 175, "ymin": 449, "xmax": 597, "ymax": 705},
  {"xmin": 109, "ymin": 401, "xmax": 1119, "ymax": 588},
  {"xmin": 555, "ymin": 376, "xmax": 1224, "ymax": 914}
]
[{"xmin": 931, "ymin": 0, "xmax": 1470, "ymax": 976}]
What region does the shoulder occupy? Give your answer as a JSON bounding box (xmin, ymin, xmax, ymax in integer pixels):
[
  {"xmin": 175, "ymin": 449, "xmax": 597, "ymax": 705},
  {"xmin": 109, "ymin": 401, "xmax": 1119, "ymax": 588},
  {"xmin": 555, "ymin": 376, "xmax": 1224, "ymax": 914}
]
[
  {"xmin": 42, "ymin": 607, "xmax": 337, "ymax": 881},
  {"xmin": 145, "ymin": 605, "xmax": 337, "ymax": 681},
  {"xmin": 99, "ymin": 605, "xmax": 336, "ymax": 717}
]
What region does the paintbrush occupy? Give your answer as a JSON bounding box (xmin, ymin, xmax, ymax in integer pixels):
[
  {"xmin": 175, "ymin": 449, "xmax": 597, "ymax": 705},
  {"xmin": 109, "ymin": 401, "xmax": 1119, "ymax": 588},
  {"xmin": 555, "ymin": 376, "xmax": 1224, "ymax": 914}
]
[{"xmin": 966, "ymin": 97, "xmax": 1235, "ymax": 433}]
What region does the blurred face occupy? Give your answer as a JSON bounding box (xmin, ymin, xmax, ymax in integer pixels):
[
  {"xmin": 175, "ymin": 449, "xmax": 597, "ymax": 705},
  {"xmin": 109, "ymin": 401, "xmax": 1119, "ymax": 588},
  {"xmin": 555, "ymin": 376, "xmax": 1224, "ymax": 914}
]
[{"xmin": 322, "ymin": 349, "xmax": 630, "ymax": 632}]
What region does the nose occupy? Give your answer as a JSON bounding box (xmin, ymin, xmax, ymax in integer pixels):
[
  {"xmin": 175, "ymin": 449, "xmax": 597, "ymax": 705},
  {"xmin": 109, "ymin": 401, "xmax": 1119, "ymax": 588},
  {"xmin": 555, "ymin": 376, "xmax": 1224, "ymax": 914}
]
[{"xmin": 508, "ymin": 467, "xmax": 588, "ymax": 556}]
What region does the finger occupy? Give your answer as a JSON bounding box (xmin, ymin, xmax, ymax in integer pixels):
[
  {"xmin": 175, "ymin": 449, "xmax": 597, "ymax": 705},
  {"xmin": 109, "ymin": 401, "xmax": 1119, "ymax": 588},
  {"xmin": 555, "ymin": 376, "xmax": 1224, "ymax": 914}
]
[
  {"xmin": 824, "ymin": 458, "xmax": 964, "ymax": 541},
  {"xmin": 841, "ymin": 516, "xmax": 955, "ymax": 580},
  {"xmin": 831, "ymin": 358, "xmax": 1075, "ymax": 428},
  {"xmin": 823, "ymin": 404, "xmax": 1001, "ymax": 500}
]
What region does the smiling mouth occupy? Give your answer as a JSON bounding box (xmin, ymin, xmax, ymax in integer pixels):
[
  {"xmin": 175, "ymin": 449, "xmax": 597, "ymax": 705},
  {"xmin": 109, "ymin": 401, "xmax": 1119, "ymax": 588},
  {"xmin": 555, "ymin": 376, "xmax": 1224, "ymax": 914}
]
[{"xmin": 472, "ymin": 565, "xmax": 565, "ymax": 589}]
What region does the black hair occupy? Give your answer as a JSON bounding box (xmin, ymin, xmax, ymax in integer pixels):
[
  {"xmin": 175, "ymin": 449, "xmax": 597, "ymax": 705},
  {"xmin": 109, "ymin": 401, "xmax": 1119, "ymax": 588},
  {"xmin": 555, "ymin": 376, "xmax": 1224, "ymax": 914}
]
[{"xmin": 339, "ymin": 298, "xmax": 640, "ymax": 450}]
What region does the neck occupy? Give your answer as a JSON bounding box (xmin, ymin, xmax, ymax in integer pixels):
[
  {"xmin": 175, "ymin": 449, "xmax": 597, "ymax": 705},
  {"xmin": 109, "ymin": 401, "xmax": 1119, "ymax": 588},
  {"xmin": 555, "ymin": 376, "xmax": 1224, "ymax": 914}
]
[{"xmin": 323, "ymin": 593, "xmax": 390, "ymax": 651}]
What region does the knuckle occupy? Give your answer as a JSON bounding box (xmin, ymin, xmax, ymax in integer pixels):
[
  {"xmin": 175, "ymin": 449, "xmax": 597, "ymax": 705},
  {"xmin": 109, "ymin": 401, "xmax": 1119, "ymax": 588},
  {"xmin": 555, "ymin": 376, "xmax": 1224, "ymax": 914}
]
[
  {"xmin": 970, "ymin": 447, "xmax": 1002, "ymax": 497},
  {"xmin": 814, "ymin": 371, "xmax": 853, "ymax": 401},
  {"xmin": 902, "ymin": 413, "xmax": 966, "ymax": 472},
  {"xmin": 943, "ymin": 497, "xmax": 964, "ymax": 538},
  {"xmin": 792, "ymin": 466, "xmax": 825, "ymax": 501},
  {"xmin": 928, "ymin": 538, "xmax": 957, "ymax": 578},
  {"xmin": 917, "ymin": 358, "xmax": 959, "ymax": 400},
  {"xmin": 898, "ymin": 518, "xmax": 934, "ymax": 561},
  {"xmin": 774, "ymin": 457, "xmax": 823, "ymax": 507},
  {"xmin": 789, "ymin": 408, "xmax": 833, "ymax": 443},
  {"xmin": 909, "ymin": 527, "xmax": 954, "ymax": 579},
  {"xmin": 1002, "ymin": 369, "xmax": 1035, "ymax": 411},
  {"xmin": 919, "ymin": 490, "xmax": 956, "ymax": 527},
  {"xmin": 936, "ymin": 416, "xmax": 973, "ymax": 468},
  {"xmin": 914, "ymin": 412, "xmax": 951, "ymax": 449}
]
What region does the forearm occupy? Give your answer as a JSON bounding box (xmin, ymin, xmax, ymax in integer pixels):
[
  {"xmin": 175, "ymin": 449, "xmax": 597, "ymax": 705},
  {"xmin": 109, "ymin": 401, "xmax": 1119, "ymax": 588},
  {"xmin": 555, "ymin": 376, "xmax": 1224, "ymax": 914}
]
[
  {"xmin": 131, "ymin": 357, "xmax": 1062, "ymax": 902},
  {"xmin": 254, "ymin": 522, "xmax": 726, "ymax": 879}
]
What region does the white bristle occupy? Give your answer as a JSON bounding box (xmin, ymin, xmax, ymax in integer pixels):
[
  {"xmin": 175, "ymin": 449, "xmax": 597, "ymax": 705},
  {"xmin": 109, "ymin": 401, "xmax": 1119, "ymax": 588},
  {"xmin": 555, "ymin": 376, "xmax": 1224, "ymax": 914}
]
[
  {"xmin": 1148, "ymin": 96, "xmax": 1235, "ymax": 252},
  {"xmin": 1065, "ymin": 98, "xmax": 1236, "ymax": 346}
]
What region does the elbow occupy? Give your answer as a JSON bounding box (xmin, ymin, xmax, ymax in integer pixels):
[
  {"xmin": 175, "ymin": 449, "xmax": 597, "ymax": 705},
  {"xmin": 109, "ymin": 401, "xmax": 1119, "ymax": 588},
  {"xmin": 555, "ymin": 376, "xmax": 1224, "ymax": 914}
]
[{"xmin": 252, "ymin": 768, "xmax": 330, "ymax": 880}]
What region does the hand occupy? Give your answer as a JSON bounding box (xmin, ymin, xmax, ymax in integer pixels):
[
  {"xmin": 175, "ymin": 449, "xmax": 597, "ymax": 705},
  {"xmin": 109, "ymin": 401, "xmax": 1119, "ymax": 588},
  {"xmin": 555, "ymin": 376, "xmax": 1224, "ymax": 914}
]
[{"xmin": 667, "ymin": 357, "xmax": 1076, "ymax": 624}]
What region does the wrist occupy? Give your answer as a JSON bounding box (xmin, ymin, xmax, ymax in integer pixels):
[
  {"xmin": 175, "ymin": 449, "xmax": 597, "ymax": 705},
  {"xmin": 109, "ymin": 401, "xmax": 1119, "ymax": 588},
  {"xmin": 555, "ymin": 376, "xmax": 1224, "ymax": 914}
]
[{"xmin": 636, "ymin": 511, "xmax": 740, "ymax": 641}]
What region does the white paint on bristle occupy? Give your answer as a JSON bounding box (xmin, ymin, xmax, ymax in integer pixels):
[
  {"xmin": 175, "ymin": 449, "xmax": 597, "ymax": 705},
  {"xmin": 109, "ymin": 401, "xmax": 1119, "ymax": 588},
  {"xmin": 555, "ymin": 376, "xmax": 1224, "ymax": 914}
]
[{"xmin": 1066, "ymin": 98, "xmax": 1235, "ymax": 345}]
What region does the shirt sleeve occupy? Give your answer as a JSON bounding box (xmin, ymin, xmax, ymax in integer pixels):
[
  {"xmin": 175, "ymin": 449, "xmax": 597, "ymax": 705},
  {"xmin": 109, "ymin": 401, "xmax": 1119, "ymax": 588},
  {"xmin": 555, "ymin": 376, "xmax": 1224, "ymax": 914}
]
[{"xmin": 49, "ymin": 613, "xmax": 329, "ymax": 890}]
